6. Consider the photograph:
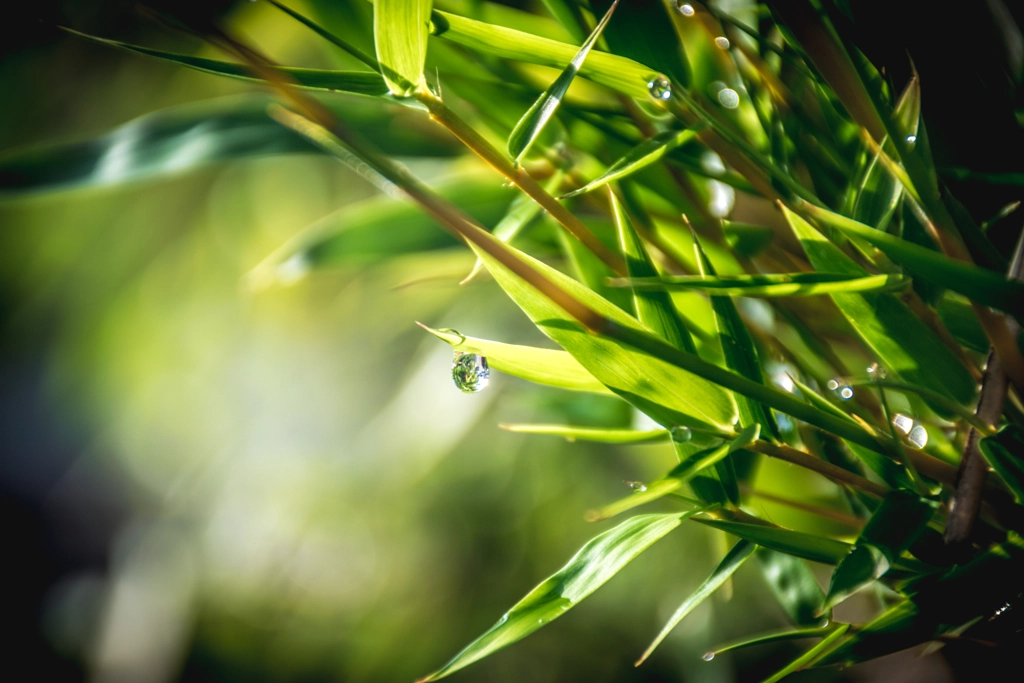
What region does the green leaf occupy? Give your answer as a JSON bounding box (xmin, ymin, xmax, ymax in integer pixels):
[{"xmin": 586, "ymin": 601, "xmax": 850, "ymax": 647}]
[
  {"xmin": 539, "ymin": 0, "xmax": 586, "ymax": 42},
  {"xmin": 761, "ymin": 623, "xmax": 850, "ymax": 683},
  {"xmin": 418, "ymin": 325, "xmax": 613, "ymax": 395},
  {"xmin": 374, "ymin": 0, "xmax": 433, "ymax": 96},
  {"xmin": 0, "ymin": 95, "xmax": 457, "ymax": 195},
  {"xmin": 590, "ymin": 0, "xmax": 691, "ymax": 88},
  {"xmin": 691, "ymin": 232, "xmax": 777, "ymax": 441},
  {"xmin": 757, "ymin": 549, "xmax": 830, "ymax": 627},
  {"xmin": 696, "ymin": 519, "xmax": 851, "ymax": 565},
  {"xmin": 63, "ymin": 28, "xmax": 390, "ymax": 97},
  {"xmin": 708, "ymin": 625, "xmax": 837, "ymax": 658},
  {"xmin": 723, "ymin": 221, "xmax": 774, "ymax": 257},
  {"xmin": 802, "ymin": 202, "xmax": 1024, "ymax": 319},
  {"xmin": 637, "ymin": 540, "xmax": 756, "ymax": 664},
  {"xmin": 588, "ymin": 425, "xmax": 759, "ymax": 521},
  {"xmin": 270, "ymin": 0, "xmax": 380, "ymax": 70},
  {"xmin": 499, "ymin": 424, "xmax": 668, "ymax": 443},
  {"xmin": 507, "ymin": 0, "xmax": 619, "ymax": 161},
  {"xmin": 469, "ymin": 224, "xmax": 738, "ymax": 431},
  {"xmin": 781, "ymin": 204, "xmax": 976, "ymax": 407},
  {"xmin": 611, "ymin": 190, "xmax": 696, "ymax": 353},
  {"xmin": 979, "ymin": 425, "xmax": 1024, "ymax": 504},
  {"xmin": 560, "ymin": 128, "xmax": 699, "ymax": 198},
  {"xmin": 430, "ymin": 10, "xmax": 653, "ymax": 98},
  {"xmin": 614, "ymin": 272, "xmax": 911, "ymax": 297},
  {"xmin": 417, "ymin": 511, "xmax": 705, "ymax": 682},
  {"xmin": 823, "ymin": 491, "xmax": 938, "ymax": 611}
]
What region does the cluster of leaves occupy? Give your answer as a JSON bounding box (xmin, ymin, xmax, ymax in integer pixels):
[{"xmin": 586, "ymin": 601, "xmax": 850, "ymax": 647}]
[{"xmin": 4, "ymin": 0, "xmax": 1024, "ymax": 680}]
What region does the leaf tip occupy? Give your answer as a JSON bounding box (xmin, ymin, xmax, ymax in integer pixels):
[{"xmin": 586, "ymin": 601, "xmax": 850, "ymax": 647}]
[{"xmin": 584, "ymin": 509, "xmax": 603, "ymax": 523}]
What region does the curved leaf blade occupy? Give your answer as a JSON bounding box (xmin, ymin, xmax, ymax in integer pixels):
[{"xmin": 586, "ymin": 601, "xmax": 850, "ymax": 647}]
[
  {"xmin": 417, "ymin": 511, "xmax": 705, "ymax": 682},
  {"xmin": 561, "ymin": 129, "xmax": 698, "ymax": 198},
  {"xmin": 696, "ymin": 519, "xmax": 851, "ymax": 565},
  {"xmin": 757, "ymin": 549, "xmax": 829, "ymax": 627},
  {"xmin": 637, "ymin": 540, "xmax": 756, "ymax": 664},
  {"xmin": 507, "ymin": 0, "xmax": 619, "ymax": 161},
  {"xmin": 614, "ymin": 272, "xmax": 911, "ymax": 297},
  {"xmin": 979, "ymin": 425, "xmax": 1024, "ymax": 503}
]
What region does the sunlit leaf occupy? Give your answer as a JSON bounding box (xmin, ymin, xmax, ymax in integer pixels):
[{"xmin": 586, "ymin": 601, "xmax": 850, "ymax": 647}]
[
  {"xmin": 782, "ymin": 204, "xmax": 976, "ymax": 407},
  {"xmin": 374, "ymin": 0, "xmax": 433, "ymax": 96},
  {"xmin": 637, "ymin": 539, "xmax": 755, "ymax": 664},
  {"xmin": 499, "ymin": 423, "xmax": 667, "ymax": 443},
  {"xmin": 612, "ymin": 272, "xmax": 911, "ymax": 297},
  {"xmin": 418, "ymin": 325, "xmax": 612, "ymax": 395},
  {"xmin": 561, "ymin": 129, "xmax": 699, "ymax": 199},
  {"xmin": 761, "ymin": 623, "xmax": 850, "ymax": 683},
  {"xmin": 507, "ymin": 0, "xmax": 619, "ymax": 161},
  {"xmin": 417, "ymin": 511, "xmax": 705, "ymax": 682}
]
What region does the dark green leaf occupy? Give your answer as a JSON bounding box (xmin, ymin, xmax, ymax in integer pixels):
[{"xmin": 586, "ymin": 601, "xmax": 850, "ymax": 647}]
[
  {"xmin": 590, "ymin": 0, "xmax": 691, "ymax": 88},
  {"xmin": 723, "ymin": 221, "xmax": 774, "ymax": 257},
  {"xmin": 757, "ymin": 548, "xmax": 830, "ymax": 627},
  {"xmin": 761, "ymin": 623, "xmax": 850, "ymax": 683},
  {"xmin": 561, "ymin": 129, "xmax": 699, "ymax": 198},
  {"xmin": 696, "ymin": 518, "xmax": 851, "ymax": 565},
  {"xmin": 979, "ymin": 425, "xmax": 1024, "ymax": 504}
]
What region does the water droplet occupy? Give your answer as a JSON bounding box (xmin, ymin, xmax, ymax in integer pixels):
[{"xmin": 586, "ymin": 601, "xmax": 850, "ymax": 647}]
[
  {"xmin": 702, "ymin": 652, "xmax": 715, "ymax": 661},
  {"xmin": 892, "ymin": 413, "xmax": 914, "ymax": 435},
  {"xmin": 625, "ymin": 480, "xmax": 648, "ymax": 493},
  {"xmin": 670, "ymin": 425, "xmax": 692, "ymax": 443},
  {"xmin": 717, "ymin": 88, "xmax": 740, "ymax": 109},
  {"xmin": 452, "ymin": 352, "xmax": 490, "ymax": 393},
  {"xmin": 715, "ymin": 36, "xmax": 731, "ymax": 50},
  {"xmin": 826, "ymin": 379, "xmax": 840, "ymax": 390},
  {"xmin": 818, "ymin": 619, "xmax": 830, "ymax": 628},
  {"xmin": 677, "ymin": 2, "xmax": 695, "ymax": 16},
  {"xmin": 908, "ymin": 425, "xmax": 928, "ymax": 449},
  {"xmin": 647, "ymin": 76, "xmax": 673, "ymax": 101},
  {"xmin": 905, "ymin": 134, "xmax": 917, "ymax": 147},
  {"xmin": 838, "ymin": 386, "xmax": 854, "ymax": 400},
  {"xmin": 867, "ymin": 364, "xmax": 887, "ymax": 379}
]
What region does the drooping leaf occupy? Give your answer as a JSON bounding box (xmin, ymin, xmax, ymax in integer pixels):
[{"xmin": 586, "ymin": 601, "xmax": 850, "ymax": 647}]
[
  {"xmin": 418, "ymin": 325, "xmax": 612, "ymax": 395},
  {"xmin": 637, "ymin": 540, "xmax": 756, "ymax": 664},
  {"xmin": 468, "ymin": 224, "xmax": 739, "ymax": 432},
  {"xmin": 761, "ymin": 623, "xmax": 850, "ymax": 683},
  {"xmin": 417, "ymin": 511, "xmax": 705, "ymax": 682},
  {"xmin": 588, "ymin": 425, "xmax": 759, "ymax": 521},
  {"xmin": 63, "ymin": 29, "xmax": 390, "ymax": 97},
  {"xmin": 507, "ymin": 0, "xmax": 619, "ymax": 161},
  {"xmin": 707, "ymin": 625, "xmax": 837, "ymax": 658},
  {"xmin": 560, "ymin": 128, "xmax": 699, "ymax": 198},
  {"xmin": 374, "ymin": 0, "xmax": 433, "ymax": 96},
  {"xmin": 430, "ymin": 10, "xmax": 653, "ymax": 98},
  {"xmin": 979, "ymin": 425, "xmax": 1024, "ymax": 504},
  {"xmin": 499, "ymin": 424, "xmax": 668, "ymax": 443},
  {"xmin": 757, "ymin": 548, "xmax": 830, "ymax": 627},
  {"xmin": 781, "ymin": 204, "xmax": 976, "ymax": 407},
  {"xmin": 696, "ymin": 518, "xmax": 851, "ymax": 565},
  {"xmin": 802, "ymin": 202, "xmax": 1024, "ymax": 319},
  {"xmin": 823, "ymin": 491, "xmax": 938, "ymax": 611},
  {"xmin": 613, "ymin": 272, "xmax": 911, "ymax": 297}
]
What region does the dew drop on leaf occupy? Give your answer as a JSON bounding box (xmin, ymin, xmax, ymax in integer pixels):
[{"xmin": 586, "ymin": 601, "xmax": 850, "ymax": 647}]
[
  {"xmin": 908, "ymin": 425, "xmax": 928, "ymax": 449},
  {"xmin": 670, "ymin": 425, "xmax": 692, "ymax": 443},
  {"xmin": 906, "ymin": 134, "xmax": 917, "ymax": 147},
  {"xmin": 625, "ymin": 480, "xmax": 648, "ymax": 493},
  {"xmin": 452, "ymin": 352, "xmax": 490, "ymax": 393},
  {"xmin": 647, "ymin": 76, "xmax": 673, "ymax": 101},
  {"xmin": 715, "ymin": 36, "xmax": 730, "ymax": 50},
  {"xmin": 677, "ymin": 2, "xmax": 695, "ymax": 16},
  {"xmin": 702, "ymin": 652, "xmax": 715, "ymax": 661},
  {"xmin": 717, "ymin": 88, "xmax": 740, "ymax": 109},
  {"xmin": 891, "ymin": 413, "xmax": 913, "ymax": 435}
]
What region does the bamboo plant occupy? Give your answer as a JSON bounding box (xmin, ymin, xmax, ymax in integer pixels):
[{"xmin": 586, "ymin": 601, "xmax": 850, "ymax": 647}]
[{"xmin": 4, "ymin": 0, "xmax": 1024, "ymax": 680}]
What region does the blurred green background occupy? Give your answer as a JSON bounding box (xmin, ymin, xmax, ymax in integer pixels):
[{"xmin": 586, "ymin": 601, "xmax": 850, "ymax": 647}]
[{"xmin": 4, "ymin": 1, "xmax": 1019, "ymax": 681}]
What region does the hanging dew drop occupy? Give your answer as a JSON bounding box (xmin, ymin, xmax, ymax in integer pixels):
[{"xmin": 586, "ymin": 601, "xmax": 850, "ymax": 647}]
[
  {"xmin": 670, "ymin": 425, "xmax": 693, "ymax": 443},
  {"xmin": 451, "ymin": 352, "xmax": 490, "ymax": 393},
  {"xmin": 647, "ymin": 76, "xmax": 673, "ymax": 101},
  {"xmin": 702, "ymin": 652, "xmax": 715, "ymax": 661},
  {"xmin": 677, "ymin": 2, "xmax": 695, "ymax": 16},
  {"xmin": 714, "ymin": 36, "xmax": 731, "ymax": 50},
  {"xmin": 625, "ymin": 480, "xmax": 648, "ymax": 493},
  {"xmin": 908, "ymin": 425, "xmax": 928, "ymax": 449},
  {"xmin": 867, "ymin": 364, "xmax": 887, "ymax": 379},
  {"xmin": 717, "ymin": 88, "xmax": 740, "ymax": 109}
]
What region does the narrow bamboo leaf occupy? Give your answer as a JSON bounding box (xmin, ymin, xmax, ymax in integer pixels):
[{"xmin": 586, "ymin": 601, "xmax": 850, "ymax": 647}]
[
  {"xmin": 430, "ymin": 10, "xmax": 653, "ymax": 98},
  {"xmin": 696, "ymin": 519, "xmax": 851, "ymax": 565},
  {"xmin": 590, "ymin": 0, "xmax": 691, "ymax": 88},
  {"xmin": 781, "ymin": 204, "xmax": 977, "ymax": 407},
  {"xmin": 692, "ymin": 232, "xmax": 778, "ymax": 441},
  {"xmin": 802, "ymin": 202, "xmax": 1024, "ymax": 319},
  {"xmin": 757, "ymin": 549, "xmax": 830, "ymax": 627},
  {"xmin": 374, "ymin": 0, "xmax": 433, "ymax": 96},
  {"xmin": 539, "ymin": 0, "xmax": 586, "ymax": 42},
  {"xmin": 417, "ymin": 511, "xmax": 705, "ymax": 682},
  {"xmin": 561, "ymin": 129, "xmax": 698, "ymax": 198},
  {"xmin": 469, "ymin": 228, "xmax": 739, "ymax": 431},
  {"xmin": 63, "ymin": 29, "xmax": 390, "ymax": 96},
  {"xmin": 708, "ymin": 625, "xmax": 837, "ymax": 658},
  {"xmin": 723, "ymin": 221, "xmax": 774, "ymax": 257},
  {"xmin": 761, "ymin": 623, "xmax": 850, "ymax": 683},
  {"xmin": 845, "ymin": 441, "xmax": 915, "ymax": 491},
  {"xmin": 589, "ymin": 425, "xmax": 759, "ymax": 521},
  {"xmin": 418, "ymin": 325, "xmax": 612, "ymax": 394},
  {"xmin": 611, "ymin": 191, "xmax": 697, "ymax": 353},
  {"xmin": 507, "ymin": 0, "xmax": 619, "ymax": 161},
  {"xmin": 464, "ymin": 170, "xmax": 563, "ymax": 283},
  {"xmin": 270, "ymin": 0, "xmax": 379, "ymax": 70},
  {"xmin": 614, "ymin": 272, "xmax": 911, "ymax": 297},
  {"xmin": 979, "ymin": 425, "xmax": 1024, "ymax": 504},
  {"xmin": 937, "ymin": 292, "xmax": 989, "ymax": 353},
  {"xmin": 823, "ymin": 491, "xmax": 938, "ymax": 611},
  {"xmin": 499, "ymin": 424, "xmax": 668, "ymax": 443},
  {"xmin": 637, "ymin": 540, "xmax": 756, "ymax": 664}
]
